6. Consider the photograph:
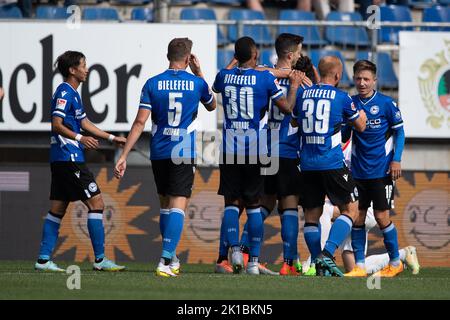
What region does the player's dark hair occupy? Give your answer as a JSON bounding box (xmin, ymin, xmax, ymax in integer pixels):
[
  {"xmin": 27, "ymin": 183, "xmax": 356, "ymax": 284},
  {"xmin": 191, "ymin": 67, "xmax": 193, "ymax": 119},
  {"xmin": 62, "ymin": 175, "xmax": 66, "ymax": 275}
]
[
  {"xmin": 295, "ymin": 54, "xmax": 317, "ymax": 84},
  {"xmin": 353, "ymin": 59, "xmax": 377, "ymax": 76},
  {"xmin": 167, "ymin": 38, "xmax": 193, "ymax": 62},
  {"xmin": 234, "ymin": 36, "xmax": 257, "ymax": 64},
  {"xmin": 54, "ymin": 51, "xmax": 85, "ymax": 78},
  {"xmin": 275, "ymin": 33, "xmax": 303, "ymax": 59}
]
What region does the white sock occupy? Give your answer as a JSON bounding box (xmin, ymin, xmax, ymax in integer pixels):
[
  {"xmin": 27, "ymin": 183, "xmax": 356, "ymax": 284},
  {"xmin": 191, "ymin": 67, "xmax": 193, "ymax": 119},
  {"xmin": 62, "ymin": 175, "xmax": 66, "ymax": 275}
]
[
  {"xmin": 365, "ymin": 253, "xmax": 390, "ymax": 274},
  {"xmin": 399, "ymin": 248, "xmax": 406, "ymax": 262}
]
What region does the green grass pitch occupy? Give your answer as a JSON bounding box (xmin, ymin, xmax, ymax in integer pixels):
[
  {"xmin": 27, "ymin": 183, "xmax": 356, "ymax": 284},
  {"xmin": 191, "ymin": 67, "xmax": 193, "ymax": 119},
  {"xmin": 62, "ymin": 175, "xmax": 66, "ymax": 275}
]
[{"xmin": 1, "ymin": 261, "xmax": 449, "ymax": 300}]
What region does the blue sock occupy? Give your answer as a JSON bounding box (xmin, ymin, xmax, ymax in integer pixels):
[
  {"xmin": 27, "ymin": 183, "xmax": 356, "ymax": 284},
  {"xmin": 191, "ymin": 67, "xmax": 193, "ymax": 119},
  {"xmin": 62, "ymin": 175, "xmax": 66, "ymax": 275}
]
[
  {"xmin": 281, "ymin": 209, "xmax": 299, "ymax": 261},
  {"xmin": 382, "ymin": 222, "xmax": 400, "ymax": 266},
  {"xmin": 221, "ymin": 206, "xmax": 240, "ymax": 247},
  {"xmin": 246, "ymin": 207, "xmax": 263, "ymax": 260},
  {"xmin": 159, "ymin": 208, "xmax": 170, "ymax": 237},
  {"xmin": 240, "ymin": 206, "xmax": 269, "ymax": 250},
  {"xmin": 162, "ymin": 208, "xmax": 185, "ymax": 260},
  {"xmin": 87, "ymin": 211, "xmax": 105, "ymax": 260},
  {"xmin": 38, "ymin": 212, "xmax": 62, "ymax": 261},
  {"xmin": 304, "ymin": 222, "xmax": 321, "ymax": 262},
  {"xmin": 218, "ymin": 212, "xmax": 229, "ymax": 258},
  {"xmin": 324, "ymin": 214, "xmax": 353, "ymax": 257},
  {"xmin": 351, "ymin": 225, "xmax": 366, "ymax": 267}
]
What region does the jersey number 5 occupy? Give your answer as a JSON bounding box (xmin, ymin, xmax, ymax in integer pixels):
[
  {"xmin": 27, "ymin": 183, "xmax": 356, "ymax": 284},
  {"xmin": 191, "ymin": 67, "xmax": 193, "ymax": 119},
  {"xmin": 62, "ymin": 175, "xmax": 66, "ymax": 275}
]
[{"xmin": 168, "ymin": 92, "xmax": 182, "ymax": 126}]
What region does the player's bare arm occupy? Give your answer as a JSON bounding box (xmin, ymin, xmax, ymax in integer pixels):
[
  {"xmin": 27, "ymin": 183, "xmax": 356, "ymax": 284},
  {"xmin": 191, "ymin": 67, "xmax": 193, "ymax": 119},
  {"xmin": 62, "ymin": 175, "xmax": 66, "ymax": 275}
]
[
  {"xmin": 114, "ymin": 108, "xmax": 151, "ymax": 179},
  {"xmin": 81, "ymin": 118, "xmax": 126, "ymax": 147},
  {"xmin": 274, "ymin": 70, "xmax": 303, "ymax": 114},
  {"xmin": 189, "ymin": 54, "xmax": 217, "ymax": 111},
  {"xmin": 52, "ymin": 116, "xmax": 99, "ymax": 149}
]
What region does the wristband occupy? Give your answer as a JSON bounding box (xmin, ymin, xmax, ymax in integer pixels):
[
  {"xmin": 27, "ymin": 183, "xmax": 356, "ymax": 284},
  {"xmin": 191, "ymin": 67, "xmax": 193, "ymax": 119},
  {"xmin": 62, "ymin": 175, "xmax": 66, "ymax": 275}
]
[
  {"xmin": 108, "ymin": 134, "xmax": 116, "ymax": 142},
  {"xmin": 75, "ymin": 134, "xmax": 83, "ymax": 142}
]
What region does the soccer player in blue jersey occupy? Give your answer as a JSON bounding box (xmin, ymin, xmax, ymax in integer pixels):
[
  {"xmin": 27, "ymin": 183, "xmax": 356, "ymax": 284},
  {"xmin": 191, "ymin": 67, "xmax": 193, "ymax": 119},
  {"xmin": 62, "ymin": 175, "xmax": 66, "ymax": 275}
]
[
  {"xmin": 344, "ymin": 60, "xmax": 405, "ymax": 277},
  {"xmin": 213, "ymin": 36, "xmax": 304, "ymax": 275},
  {"xmin": 35, "ymin": 51, "xmax": 127, "ymax": 272},
  {"xmin": 114, "ymin": 38, "xmax": 216, "ymax": 277},
  {"xmin": 293, "ymin": 56, "xmax": 367, "ymax": 277}
]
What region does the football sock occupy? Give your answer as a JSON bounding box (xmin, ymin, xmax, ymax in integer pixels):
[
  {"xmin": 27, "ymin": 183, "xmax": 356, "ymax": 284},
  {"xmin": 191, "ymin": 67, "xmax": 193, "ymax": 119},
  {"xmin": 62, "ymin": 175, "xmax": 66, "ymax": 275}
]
[
  {"xmin": 38, "ymin": 212, "xmax": 62, "ymax": 261},
  {"xmin": 382, "ymin": 222, "xmax": 400, "ymax": 266},
  {"xmin": 87, "ymin": 210, "xmax": 105, "ymax": 261},
  {"xmin": 247, "ymin": 207, "xmax": 263, "ymax": 259},
  {"xmin": 304, "ymin": 222, "xmax": 321, "ymax": 262},
  {"xmin": 240, "ymin": 206, "xmax": 269, "ymax": 250},
  {"xmin": 161, "ymin": 208, "xmax": 185, "ymax": 261},
  {"xmin": 159, "ymin": 208, "xmax": 170, "ymax": 237},
  {"xmin": 351, "ymin": 225, "xmax": 366, "ymax": 268},
  {"xmin": 222, "ymin": 205, "xmax": 240, "ymax": 247},
  {"xmin": 323, "ymin": 214, "xmax": 353, "ymax": 257},
  {"xmin": 281, "ymin": 209, "xmax": 299, "ymax": 262}
]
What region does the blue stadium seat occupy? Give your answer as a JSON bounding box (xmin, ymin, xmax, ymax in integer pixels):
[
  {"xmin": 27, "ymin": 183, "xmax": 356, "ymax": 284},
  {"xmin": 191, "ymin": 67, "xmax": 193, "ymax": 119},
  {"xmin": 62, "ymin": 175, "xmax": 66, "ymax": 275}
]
[
  {"xmin": 0, "ymin": 4, "xmax": 22, "ymax": 18},
  {"xmin": 180, "ymin": 8, "xmax": 227, "ymax": 46},
  {"xmin": 228, "ymin": 9, "xmax": 273, "ymax": 45},
  {"xmin": 217, "ymin": 49, "xmax": 234, "ymax": 70},
  {"xmin": 278, "ymin": 10, "xmax": 328, "ymax": 47},
  {"xmin": 36, "ymin": 6, "xmax": 70, "ymax": 20},
  {"xmin": 325, "ymin": 12, "xmax": 370, "ymax": 47},
  {"xmin": 423, "ymin": 6, "xmax": 450, "ymax": 31},
  {"xmin": 438, "ymin": 0, "xmax": 450, "ymax": 5},
  {"xmin": 409, "ymin": 0, "xmax": 436, "ymax": 8},
  {"xmin": 130, "ymin": 7, "xmax": 153, "ymax": 22},
  {"xmin": 356, "ymin": 52, "xmax": 398, "ymax": 89},
  {"xmin": 83, "ymin": 7, "xmax": 120, "ymax": 21},
  {"xmin": 210, "ymin": 0, "xmax": 243, "ymax": 5},
  {"xmin": 379, "ymin": 5, "xmax": 413, "ymax": 44},
  {"xmin": 260, "ymin": 49, "xmax": 276, "ymax": 67},
  {"xmin": 310, "ymin": 49, "xmax": 352, "ymax": 87}
]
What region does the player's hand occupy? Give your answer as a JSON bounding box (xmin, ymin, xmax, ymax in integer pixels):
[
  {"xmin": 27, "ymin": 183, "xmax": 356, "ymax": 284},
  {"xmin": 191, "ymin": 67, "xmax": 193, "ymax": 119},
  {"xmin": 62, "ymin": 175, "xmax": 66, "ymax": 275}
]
[
  {"xmin": 80, "ymin": 136, "xmax": 99, "ymax": 149},
  {"xmin": 289, "ymin": 70, "xmax": 309, "ymax": 89},
  {"xmin": 225, "ymin": 57, "xmax": 238, "ymax": 70},
  {"xmin": 113, "ymin": 136, "xmax": 127, "ymax": 148},
  {"xmin": 189, "ymin": 54, "xmax": 203, "ymax": 77},
  {"xmin": 388, "ymin": 161, "xmax": 402, "ymax": 180},
  {"xmin": 0, "ymin": 87, "xmax": 4, "ymax": 101},
  {"xmin": 114, "ymin": 157, "xmax": 127, "ymax": 179}
]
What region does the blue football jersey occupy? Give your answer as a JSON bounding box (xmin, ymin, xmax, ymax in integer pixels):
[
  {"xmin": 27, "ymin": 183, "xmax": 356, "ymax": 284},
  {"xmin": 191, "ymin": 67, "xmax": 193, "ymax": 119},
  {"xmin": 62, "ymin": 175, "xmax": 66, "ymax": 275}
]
[
  {"xmin": 50, "ymin": 82, "xmax": 86, "ymax": 163},
  {"xmin": 139, "ymin": 69, "xmax": 213, "ymax": 160},
  {"xmin": 293, "ymin": 83, "xmax": 360, "ymax": 171},
  {"xmin": 267, "ymin": 77, "xmax": 301, "ymax": 159},
  {"xmin": 351, "ymin": 91, "xmax": 404, "ymax": 179},
  {"xmin": 212, "ymin": 68, "xmax": 283, "ymax": 156}
]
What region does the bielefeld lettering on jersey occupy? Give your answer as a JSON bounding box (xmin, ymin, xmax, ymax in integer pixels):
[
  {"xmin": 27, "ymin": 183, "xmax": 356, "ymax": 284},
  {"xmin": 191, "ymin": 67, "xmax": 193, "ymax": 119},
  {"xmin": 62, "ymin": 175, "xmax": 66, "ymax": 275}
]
[
  {"xmin": 267, "ymin": 77, "xmax": 300, "ymax": 158},
  {"xmin": 351, "ymin": 91, "xmax": 404, "ymax": 179},
  {"xmin": 50, "ymin": 82, "xmax": 86, "ymax": 163},
  {"xmin": 293, "ymin": 84, "xmax": 360, "ymax": 170},
  {"xmin": 139, "ymin": 69, "xmax": 213, "ymax": 160},
  {"xmin": 212, "ymin": 68, "xmax": 283, "ymax": 156}
]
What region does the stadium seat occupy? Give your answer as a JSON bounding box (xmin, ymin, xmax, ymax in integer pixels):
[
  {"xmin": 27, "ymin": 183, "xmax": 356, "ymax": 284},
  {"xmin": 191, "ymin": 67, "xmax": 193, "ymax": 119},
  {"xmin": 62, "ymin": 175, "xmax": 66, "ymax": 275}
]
[
  {"xmin": 260, "ymin": 49, "xmax": 276, "ymax": 67},
  {"xmin": 409, "ymin": 0, "xmax": 436, "ymax": 8},
  {"xmin": 356, "ymin": 52, "xmax": 399, "ymax": 89},
  {"xmin": 438, "ymin": 0, "xmax": 450, "ymax": 4},
  {"xmin": 325, "ymin": 12, "xmax": 370, "ymax": 47},
  {"xmin": 0, "ymin": 4, "xmax": 22, "ymax": 18},
  {"xmin": 36, "ymin": 6, "xmax": 70, "ymax": 20},
  {"xmin": 309, "ymin": 49, "xmax": 353, "ymax": 87},
  {"xmin": 83, "ymin": 7, "xmax": 120, "ymax": 21},
  {"xmin": 379, "ymin": 5, "xmax": 413, "ymax": 44},
  {"xmin": 228, "ymin": 9, "xmax": 273, "ymax": 45},
  {"xmin": 217, "ymin": 49, "xmax": 234, "ymax": 70},
  {"xmin": 210, "ymin": 0, "xmax": 243, "ymax": 5},
  {"xmin": 422, "ymin": 6, "xmax": 450, "ymax": 31},
  {"xmin": 278, "ymin": 10, "xmax": 328, "ymax": 47},
  {"xmin": 180, "ymin": 8, "xmax": 227, "ymax": 46},
  {"xmin": 130, "ymin": 7, "xmax": 153, "ymax": 22}
]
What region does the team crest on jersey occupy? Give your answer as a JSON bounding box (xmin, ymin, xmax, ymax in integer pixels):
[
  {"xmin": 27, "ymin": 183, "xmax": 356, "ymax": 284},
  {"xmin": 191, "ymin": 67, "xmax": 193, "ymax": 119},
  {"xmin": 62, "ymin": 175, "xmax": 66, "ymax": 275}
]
[
  {"xmin": 418, "ymin": 40, "xmax": 450, "ymax": 129},
  {"xmin": 370, "ymin": 105, "xmax": 379, "ymax": 115},
  {"xmin": 88, "ymin": 182, "xmax": 98, "ymax": 193},
  {"xmin": 350, "ymin": 102, "xmax": 356, "ymax": 111},
  {"xmin": 56, "ymin": 98, "xmax": 67, "ymax": 110}
]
